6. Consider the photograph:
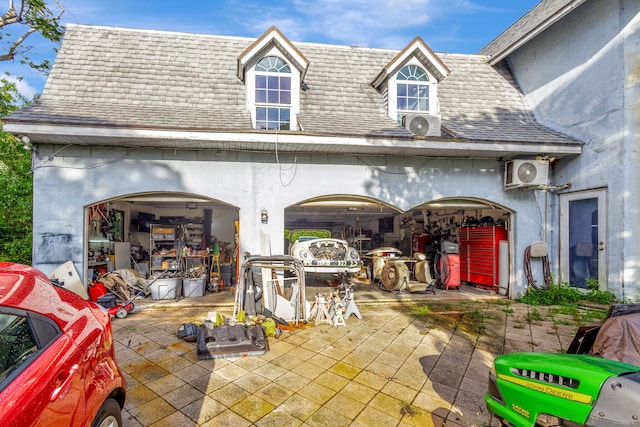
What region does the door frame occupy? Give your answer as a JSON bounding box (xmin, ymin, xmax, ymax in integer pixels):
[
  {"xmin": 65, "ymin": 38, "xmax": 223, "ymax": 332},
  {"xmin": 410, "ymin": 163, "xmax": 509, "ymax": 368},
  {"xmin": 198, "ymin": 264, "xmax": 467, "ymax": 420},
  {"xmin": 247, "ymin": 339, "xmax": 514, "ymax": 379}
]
[{"xmin": 559, "ymin": 188, "xmax": 607, "ymax": 289}]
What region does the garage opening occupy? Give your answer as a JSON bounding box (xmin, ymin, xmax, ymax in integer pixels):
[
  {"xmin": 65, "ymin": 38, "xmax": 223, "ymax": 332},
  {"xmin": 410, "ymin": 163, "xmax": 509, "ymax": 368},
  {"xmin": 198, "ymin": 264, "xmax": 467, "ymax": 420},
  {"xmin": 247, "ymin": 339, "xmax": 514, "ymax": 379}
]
[
  {"xmin": 408, "ymin": 198, "xmax": 512, "ymax": 294},
  {"xmin": 285, "ymin": 195, "xmax": 403, "ymax": 255},
  {"xmin": 85, "ymin": 192, "xmax": 239, "ymax": 293},
  {"xmin": 285, "ymin": 195, "xmax": 512, "ymax": 295}
]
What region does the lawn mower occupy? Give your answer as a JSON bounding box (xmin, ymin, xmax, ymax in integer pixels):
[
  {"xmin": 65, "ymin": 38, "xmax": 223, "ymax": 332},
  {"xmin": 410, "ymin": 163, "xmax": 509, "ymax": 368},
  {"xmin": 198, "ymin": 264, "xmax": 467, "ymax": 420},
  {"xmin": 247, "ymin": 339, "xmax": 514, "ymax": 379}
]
[
  {"xmin": 485, "ymin": 304, "xmax": 640, "ymax": 426},
  {"xmin": 89, "ymin": 280, "xmax": 136, "ymax": 319}
]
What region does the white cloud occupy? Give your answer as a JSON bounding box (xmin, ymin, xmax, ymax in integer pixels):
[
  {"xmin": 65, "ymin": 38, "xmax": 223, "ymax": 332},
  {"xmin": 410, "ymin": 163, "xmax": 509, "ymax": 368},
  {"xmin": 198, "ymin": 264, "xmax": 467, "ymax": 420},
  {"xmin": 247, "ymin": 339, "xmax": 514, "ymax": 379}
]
[
  {"xmin": 256, "ymin": 0, "xmax": 435, "ymax": 47},
  {"xmin": 3, "ymin": 75, "xmax": 39, "ymax": 100}
]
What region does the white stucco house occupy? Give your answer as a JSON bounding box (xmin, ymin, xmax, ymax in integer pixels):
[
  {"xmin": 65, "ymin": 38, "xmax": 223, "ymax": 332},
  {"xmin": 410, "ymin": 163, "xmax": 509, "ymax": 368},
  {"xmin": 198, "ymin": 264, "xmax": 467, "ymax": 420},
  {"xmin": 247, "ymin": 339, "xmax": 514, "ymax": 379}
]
[{"xmin": 2, "ymin": 0, "xmax": 638, "ymax": 300}]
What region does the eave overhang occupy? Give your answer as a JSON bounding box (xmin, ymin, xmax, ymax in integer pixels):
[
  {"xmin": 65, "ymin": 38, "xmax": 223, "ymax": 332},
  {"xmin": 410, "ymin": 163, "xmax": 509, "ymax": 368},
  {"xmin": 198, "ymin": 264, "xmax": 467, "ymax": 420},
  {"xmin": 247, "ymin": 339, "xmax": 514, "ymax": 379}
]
[
  {"xmin": 5, "ymin": 122, "xmax": 582, "ymax": 160},
  {"xmin": 483, "ymin": 0, "xmax": 587, "ymax": 65}
]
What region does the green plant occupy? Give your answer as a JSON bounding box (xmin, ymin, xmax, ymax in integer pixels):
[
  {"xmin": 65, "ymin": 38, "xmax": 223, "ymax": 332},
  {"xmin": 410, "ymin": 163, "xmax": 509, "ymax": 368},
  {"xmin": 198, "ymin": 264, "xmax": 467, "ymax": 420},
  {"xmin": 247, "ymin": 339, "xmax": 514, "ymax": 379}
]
[
  {"xmin": 470, "ymin": 323, "xmax": 487, "ymax": 335},
  {"xmin": 584, "ymin": 280, "xmax": 617, "ymax": 305},
  {"xmin": 526, "ymin": 308, "xmax": 545, "ymax": 322},
  {"xmin": 399, "ymin": 401, "xmax": 421, "ymax": 417},
  {"xmin": 410, "ymin": 304, "xmax": 430, "ymax": 317},
  {"xmin": 517, "ymin": 283, "xmax": 583, "ymax": 306},
  {"xmin": 517, "ymin": 281, "xmax": 619, "ymax": 307},
  {"xmin": 553, "ymin": 318, "xmax": 573, "ymax": 326},
  {"xmin": 549, "ymin": 305, "xmax": 579, "ymax": 316},
  {"xmin": 466, "ymin": 309, "xmax": 484, "ymax": 320}
]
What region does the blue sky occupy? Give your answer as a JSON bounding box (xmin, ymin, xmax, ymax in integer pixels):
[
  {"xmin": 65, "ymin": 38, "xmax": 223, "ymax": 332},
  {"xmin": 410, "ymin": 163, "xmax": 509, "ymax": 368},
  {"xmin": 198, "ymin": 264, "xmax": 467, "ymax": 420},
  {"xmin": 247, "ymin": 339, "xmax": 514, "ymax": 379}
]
[{"xmin": 3, "ymin": 0, "xmax": 540, "ymax": 98}]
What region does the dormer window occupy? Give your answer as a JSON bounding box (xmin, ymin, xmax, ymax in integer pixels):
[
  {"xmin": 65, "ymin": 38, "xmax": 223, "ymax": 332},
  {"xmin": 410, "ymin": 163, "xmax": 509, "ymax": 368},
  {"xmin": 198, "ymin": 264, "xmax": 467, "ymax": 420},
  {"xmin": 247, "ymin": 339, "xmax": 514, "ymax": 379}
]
[
  {"xmin": 237, "ymin": 27, "xmax": 309, "ymax": 132},
  {"xmin": 396, "ymin": 65, "xmax": 429, "ymax": 123},
  {"xmin": 370, "ymin": 37, "xmax": 450, "ymax": 127},
  {"xmin": 254, "ymin": 56, "xmax": 292, "ymax": 130}
]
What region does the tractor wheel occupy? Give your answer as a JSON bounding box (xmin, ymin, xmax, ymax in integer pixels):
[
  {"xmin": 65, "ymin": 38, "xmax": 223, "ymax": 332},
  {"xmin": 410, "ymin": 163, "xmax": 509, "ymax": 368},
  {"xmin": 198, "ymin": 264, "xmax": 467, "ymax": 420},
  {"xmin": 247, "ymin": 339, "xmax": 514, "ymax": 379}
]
[{"xmin": 380, "ymin": 262, "xmax": 410, "ymax": 291}]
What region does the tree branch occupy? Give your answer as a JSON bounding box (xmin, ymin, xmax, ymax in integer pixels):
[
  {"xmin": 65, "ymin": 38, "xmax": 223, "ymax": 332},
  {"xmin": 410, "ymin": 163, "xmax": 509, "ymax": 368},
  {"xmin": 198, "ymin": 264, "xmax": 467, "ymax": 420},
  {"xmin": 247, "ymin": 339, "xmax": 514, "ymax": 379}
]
[
  {"xmin": 0, "ymin": 7, "xmax": 19, "ymax": 27},
  {"xmin": 1, "ymin": 26, "xmax": 37, "ymax": 61}
]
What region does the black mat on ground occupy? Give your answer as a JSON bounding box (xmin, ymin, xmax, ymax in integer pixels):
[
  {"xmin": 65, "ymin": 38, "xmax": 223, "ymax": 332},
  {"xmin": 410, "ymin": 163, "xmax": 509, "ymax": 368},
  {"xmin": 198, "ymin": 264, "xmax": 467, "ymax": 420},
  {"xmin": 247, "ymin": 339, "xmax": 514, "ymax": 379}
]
[{"xmin": 196, "ymin": 323, "xmax": 267, "ymax": 359}]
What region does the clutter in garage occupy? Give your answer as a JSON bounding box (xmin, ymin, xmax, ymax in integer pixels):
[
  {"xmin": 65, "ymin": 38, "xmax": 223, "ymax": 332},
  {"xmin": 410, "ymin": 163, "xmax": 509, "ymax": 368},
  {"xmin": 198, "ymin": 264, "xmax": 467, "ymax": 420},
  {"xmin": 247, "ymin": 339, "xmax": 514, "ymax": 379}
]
[{"xmin": 86, "ymin": 200, "xmax": 239, "ymax": 301}]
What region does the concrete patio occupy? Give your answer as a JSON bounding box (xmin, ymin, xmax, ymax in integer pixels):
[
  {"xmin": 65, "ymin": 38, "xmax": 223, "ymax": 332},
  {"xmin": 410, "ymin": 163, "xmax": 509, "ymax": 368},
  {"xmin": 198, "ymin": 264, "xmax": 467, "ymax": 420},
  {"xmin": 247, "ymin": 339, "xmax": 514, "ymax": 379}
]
[{"xmin": 112, "ymin": 282, "xmax": 590, "ymax": 426}]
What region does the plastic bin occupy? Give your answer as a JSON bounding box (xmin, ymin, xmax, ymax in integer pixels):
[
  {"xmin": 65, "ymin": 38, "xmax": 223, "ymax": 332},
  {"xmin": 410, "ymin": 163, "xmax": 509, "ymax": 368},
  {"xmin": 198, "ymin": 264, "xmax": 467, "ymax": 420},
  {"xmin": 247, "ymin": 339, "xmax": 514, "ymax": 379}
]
[
  {"xmin": 183, "ymin": 278, "xmax": 205, "ymax": 297},
  {"xmin": 149, "ymin": 278, "xmax": 181, "ymax": 300}
]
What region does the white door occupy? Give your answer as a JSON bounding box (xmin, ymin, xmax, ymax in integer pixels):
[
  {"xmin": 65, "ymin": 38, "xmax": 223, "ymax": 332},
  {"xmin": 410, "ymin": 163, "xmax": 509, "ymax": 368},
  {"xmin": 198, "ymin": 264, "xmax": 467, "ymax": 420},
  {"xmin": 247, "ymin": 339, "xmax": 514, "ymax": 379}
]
[{"xmin": 559, "ymin": 189, "xmax": 607, "ymax": 289}]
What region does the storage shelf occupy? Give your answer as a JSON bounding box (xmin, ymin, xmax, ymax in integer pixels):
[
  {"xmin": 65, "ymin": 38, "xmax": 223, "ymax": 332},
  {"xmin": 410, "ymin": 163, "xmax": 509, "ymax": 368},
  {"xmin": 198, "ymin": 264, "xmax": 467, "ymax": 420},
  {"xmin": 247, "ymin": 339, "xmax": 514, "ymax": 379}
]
[
  {"xmin": 150, "ymin": 225, "xmax": 178, "ymax": 272},
  {"xmin": 459, "ymin": 226, "xmax": 507, "ymax": 288}
]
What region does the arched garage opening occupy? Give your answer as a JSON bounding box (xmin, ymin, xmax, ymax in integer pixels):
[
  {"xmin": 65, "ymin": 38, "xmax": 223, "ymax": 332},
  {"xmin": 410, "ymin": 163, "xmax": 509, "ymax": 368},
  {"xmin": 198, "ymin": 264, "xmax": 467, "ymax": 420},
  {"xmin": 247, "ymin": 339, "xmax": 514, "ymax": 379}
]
[
  {"xmin": 285, "ymin": 195, "xmax": 403, "ymax": 255},
  {"xmin": 85, "ymin": 192, "xmax": 239, "ymax": 286},
  {"xmin": 408, "ymin": 197, "xmax": 514, "ymax": 295},
  {"xmin": 286, "ymin": 195, "xmax": 514, "ymax": 295}
]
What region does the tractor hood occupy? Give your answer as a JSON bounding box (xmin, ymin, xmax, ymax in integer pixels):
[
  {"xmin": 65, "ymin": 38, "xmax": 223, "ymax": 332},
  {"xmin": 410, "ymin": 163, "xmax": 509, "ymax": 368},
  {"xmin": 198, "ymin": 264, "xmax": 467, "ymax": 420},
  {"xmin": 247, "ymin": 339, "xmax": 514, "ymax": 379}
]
[{"xmin": 489, "ymin": 352, "xmax": 640, "ymax": 426}]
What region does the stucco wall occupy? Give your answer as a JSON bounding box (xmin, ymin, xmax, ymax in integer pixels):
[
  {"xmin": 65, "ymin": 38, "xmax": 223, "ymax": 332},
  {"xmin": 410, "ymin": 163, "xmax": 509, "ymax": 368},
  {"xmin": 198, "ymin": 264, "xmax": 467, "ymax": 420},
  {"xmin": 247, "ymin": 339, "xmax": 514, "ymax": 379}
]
[
  {"xmin": 32, "ymin": 144, "xmax": 549, "ymax": 297},
  {"xmin": 506, "ymin": 0, "xmax": 640, "ymax": 300}
]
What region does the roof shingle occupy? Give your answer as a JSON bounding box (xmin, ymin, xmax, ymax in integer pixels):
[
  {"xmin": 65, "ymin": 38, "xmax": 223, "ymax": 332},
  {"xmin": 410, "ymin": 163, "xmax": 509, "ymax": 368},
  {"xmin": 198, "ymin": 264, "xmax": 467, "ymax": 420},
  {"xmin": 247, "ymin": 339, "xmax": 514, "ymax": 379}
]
[{"xmin": 6, "ymin": 23, "xmax": 577, "ymax": 145}]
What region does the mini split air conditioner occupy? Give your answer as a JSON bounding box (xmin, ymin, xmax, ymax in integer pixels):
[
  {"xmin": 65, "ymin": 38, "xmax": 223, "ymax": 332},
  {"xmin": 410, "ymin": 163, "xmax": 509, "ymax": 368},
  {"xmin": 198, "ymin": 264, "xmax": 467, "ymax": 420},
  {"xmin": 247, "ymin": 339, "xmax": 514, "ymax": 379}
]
[
  {"xmin": 504, "ymin": 159, "xmax": 549, "ymax": 190},
  {"xmin": 403, "ymin": 113, "xmax": 441, "ymax": 137}
]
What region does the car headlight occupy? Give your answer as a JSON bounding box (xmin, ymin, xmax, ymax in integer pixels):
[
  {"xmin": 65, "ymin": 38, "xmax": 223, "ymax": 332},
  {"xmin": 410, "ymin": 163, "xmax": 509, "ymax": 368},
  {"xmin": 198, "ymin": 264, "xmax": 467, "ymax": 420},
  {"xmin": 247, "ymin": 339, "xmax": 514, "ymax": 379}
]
[
  {"xmin": 296, "ymin": 248, "xmax": 310, "ymax": 260},
  {"xmin": 348, "ymin": 248, "xmax": 360, "ymax": 260}
]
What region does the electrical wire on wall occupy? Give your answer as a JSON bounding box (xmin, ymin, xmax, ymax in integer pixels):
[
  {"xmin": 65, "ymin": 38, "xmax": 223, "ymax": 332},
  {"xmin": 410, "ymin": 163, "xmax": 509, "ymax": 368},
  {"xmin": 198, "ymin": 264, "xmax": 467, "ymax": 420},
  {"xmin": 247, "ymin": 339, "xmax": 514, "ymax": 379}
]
[
  {"xmin": 32, "ymin": 145, "xmax": 140, "ymax": 171},
  {"xmin": 274, "ymin": 128, "xmax": 297, "ymax": 187}
]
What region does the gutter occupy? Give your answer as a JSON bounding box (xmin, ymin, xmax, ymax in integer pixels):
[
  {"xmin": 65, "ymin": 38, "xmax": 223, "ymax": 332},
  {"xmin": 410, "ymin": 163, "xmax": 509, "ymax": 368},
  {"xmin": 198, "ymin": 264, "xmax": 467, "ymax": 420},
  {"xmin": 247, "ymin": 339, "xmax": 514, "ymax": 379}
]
[{"xmin": 4, "ymin": 122, "xmax": 583, "ymax": 158}]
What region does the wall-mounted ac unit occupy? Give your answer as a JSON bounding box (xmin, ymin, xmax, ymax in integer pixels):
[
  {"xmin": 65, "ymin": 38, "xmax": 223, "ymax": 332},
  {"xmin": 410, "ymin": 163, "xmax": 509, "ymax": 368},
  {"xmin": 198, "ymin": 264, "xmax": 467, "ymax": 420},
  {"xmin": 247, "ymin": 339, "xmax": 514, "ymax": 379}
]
[
  {"xmin": 403, "ymin": 113, "xmax": 441, "ymax": 137},
  {"xmin": 504, "ymin": 159, "xmax": 549, "ymax": 189}
]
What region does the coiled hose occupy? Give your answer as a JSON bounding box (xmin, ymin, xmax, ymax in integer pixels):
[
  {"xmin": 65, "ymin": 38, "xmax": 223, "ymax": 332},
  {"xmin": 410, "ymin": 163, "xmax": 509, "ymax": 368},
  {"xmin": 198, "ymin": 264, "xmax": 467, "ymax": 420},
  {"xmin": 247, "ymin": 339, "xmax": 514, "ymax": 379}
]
[
  {"xmin": 523, "ymin": 245, "xmax": 551, "ymax": 290},
  {"xmin": 434, "ymin": 251, "xmax": 450, "ymax": 287}
]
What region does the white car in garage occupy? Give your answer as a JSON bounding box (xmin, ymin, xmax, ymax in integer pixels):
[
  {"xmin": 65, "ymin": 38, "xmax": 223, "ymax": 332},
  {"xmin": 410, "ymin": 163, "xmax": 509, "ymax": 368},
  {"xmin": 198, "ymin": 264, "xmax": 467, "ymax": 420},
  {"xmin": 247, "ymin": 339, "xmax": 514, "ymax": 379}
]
[{"xmin": 288, "ymin": 230, "xmax": 362, "ymax": 275}]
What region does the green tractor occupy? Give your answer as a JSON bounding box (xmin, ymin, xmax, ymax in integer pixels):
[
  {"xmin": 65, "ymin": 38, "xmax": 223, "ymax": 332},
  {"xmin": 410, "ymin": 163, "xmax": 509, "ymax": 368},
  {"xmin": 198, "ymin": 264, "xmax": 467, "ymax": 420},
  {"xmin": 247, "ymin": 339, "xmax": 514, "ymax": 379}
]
[{"xmin": 485, "ymin": 304, "xmax": 640, "ymax": 426}]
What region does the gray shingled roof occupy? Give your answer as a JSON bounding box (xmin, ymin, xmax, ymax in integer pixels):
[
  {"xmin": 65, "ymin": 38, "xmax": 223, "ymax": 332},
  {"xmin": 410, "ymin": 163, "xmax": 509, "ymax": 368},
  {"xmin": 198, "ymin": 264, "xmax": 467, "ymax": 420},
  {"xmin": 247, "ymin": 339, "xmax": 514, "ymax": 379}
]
[
  {"xmin": 478, "ymin": 0, "xmax": 585, "ymax": 61},
  {"xmin": 5, "ymin": 23, "xmax": 578, "ymax": 148}
]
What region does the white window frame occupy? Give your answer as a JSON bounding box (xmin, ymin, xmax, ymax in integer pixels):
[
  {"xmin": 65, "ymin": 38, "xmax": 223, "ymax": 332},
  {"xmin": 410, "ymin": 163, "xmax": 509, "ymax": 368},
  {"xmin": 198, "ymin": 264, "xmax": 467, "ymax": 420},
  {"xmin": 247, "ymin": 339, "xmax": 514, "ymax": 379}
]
[
  {"xmin": 388, "ymin": 59, "xmax": 439, "ymax": 123},
  {"xmin": 245, "ymin": 48, "xmax": 300, "ymax": 131}
]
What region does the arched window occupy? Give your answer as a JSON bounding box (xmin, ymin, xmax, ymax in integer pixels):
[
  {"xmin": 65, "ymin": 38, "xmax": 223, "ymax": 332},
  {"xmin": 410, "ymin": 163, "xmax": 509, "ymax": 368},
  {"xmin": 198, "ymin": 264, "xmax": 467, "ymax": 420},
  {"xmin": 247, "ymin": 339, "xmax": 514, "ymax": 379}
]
[
  {"xmin": 396, "ymin": 65, "xmax": 429, "ymax": 122},
  {"xmin": 255, "ymin": 56, "xmax": 291, "ymax": 130}
]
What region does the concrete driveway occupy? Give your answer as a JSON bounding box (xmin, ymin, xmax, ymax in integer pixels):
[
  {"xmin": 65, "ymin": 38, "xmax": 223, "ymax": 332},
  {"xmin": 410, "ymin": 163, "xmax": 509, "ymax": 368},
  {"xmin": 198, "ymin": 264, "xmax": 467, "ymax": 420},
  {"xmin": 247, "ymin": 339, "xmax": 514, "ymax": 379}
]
[{"xmin": 112, "ymin": 283, "xmax": 588, "ymax": 426}]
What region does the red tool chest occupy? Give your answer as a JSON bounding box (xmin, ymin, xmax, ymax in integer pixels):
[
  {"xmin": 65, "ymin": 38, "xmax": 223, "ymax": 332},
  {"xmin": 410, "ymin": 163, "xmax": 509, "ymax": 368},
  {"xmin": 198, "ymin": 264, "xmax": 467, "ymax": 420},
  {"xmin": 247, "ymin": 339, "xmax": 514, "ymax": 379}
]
[{"xmin": 459, "ymin": 226, "xmax": 507, "ymax": 289}]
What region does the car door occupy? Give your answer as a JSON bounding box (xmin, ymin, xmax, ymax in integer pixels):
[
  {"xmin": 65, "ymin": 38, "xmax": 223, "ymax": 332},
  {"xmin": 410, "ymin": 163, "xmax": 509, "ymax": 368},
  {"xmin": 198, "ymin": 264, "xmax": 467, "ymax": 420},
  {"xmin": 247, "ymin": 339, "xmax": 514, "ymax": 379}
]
[{"xmin": 0, "ymin": 308, "xmax": 86, "ymax": 427}]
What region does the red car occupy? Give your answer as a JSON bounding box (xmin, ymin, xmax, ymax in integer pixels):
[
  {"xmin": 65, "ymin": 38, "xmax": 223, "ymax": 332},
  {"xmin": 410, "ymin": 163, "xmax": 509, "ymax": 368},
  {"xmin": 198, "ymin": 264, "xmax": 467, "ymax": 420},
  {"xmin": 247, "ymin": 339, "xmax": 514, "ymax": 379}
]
[{"xmin": 0, "ymin": 262, "xmax": 126, "ymax": 427}]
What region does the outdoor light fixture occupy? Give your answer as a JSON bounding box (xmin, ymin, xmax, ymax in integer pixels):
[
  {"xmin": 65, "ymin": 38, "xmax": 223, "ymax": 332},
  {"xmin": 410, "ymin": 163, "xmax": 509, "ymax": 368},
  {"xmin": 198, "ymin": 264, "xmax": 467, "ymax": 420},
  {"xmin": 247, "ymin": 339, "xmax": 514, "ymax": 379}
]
[
  {"xmin": 261, "ymin": 209, "xmax": 268, "ymax": 224},
  {"xmin": 21, "ymin": 135, "xmax": 31, "ymax": 150}
]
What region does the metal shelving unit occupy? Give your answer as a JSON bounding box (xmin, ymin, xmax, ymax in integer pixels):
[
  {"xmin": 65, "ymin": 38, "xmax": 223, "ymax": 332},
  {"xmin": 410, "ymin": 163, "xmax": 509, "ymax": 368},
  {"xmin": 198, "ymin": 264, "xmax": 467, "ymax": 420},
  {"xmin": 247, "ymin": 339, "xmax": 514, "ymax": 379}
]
[{"xmin": 150, "ymin": 225, "xmax": 179, "ymax": 273}]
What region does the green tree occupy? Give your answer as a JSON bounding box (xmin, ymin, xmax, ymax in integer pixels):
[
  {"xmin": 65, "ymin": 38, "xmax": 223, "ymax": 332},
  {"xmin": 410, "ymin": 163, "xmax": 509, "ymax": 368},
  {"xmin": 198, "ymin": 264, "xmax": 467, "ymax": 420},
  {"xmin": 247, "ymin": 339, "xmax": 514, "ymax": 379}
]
[
  {"xmin": 0, "ymin": 79, "xmax": 32, "ymax": 263},
  {"xmin": 1, "ymin": 0, "xmax": 64, "ymax": 263},
  {"xmin": 1, "ymin": 0, "xmax": 64, "ymax": 70}
]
